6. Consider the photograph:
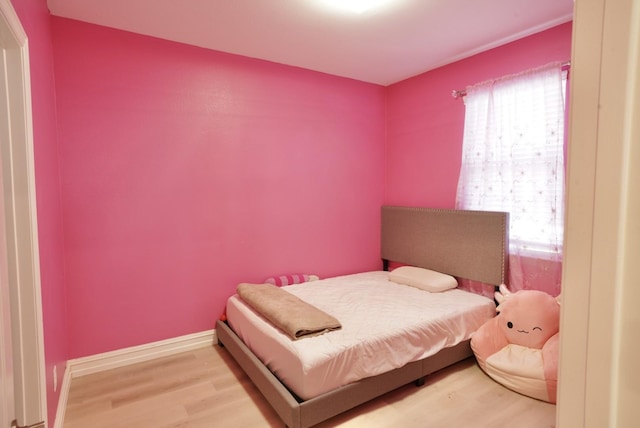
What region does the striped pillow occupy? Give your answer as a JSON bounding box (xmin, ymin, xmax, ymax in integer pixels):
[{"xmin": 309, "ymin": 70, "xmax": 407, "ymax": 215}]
[{"xmin": 264, "ymin": 274, "xmax": 319, "ymax": 287}]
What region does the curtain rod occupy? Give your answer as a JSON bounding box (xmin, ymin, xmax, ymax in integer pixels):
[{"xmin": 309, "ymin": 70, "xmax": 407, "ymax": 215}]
[{"xmin": 452, "ymin": 61, "xmax": 571, "ymax": 99}]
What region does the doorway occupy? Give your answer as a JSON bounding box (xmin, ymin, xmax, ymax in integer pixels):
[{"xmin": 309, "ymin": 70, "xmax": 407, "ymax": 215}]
[{"xmin": 0, "ymin": 1, "xmax": 47, "ymax": 427}]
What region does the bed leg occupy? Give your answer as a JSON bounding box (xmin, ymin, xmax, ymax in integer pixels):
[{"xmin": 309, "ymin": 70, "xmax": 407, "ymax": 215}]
[{"xmin": 415, "ymin": 376, "xmax": 426, "ymax": 387}]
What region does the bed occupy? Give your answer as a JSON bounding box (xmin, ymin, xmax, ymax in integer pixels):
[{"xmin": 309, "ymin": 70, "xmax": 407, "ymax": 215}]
[{"xmin": 216, "ymin": 206, "xmax": 509, "ymax": 427}]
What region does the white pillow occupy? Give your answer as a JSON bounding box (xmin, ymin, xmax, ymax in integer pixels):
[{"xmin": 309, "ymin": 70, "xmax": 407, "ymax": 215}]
[{"xmin": 389, "ymin": 266, "xmax": 458, "ymax": 292}]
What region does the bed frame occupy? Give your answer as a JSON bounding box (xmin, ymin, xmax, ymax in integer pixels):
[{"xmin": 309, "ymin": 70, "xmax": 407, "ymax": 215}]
[{"xmin": 216, "ymin": 206, "xmax": 508, "ymax": 427}]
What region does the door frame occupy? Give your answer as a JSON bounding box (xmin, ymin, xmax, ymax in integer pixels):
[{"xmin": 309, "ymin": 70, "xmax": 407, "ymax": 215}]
[
  {"xmin": 559, "ymin": 0, "xmax": 640, "ymax": 426},
  {"xmin": 0, "ymin": 0, "xmax": 47, "ymax": 427}
]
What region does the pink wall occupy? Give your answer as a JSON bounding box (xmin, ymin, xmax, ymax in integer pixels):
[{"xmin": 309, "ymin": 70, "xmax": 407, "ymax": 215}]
[
  {"xmin": 50, "ymin": 18, "xmax": 386, "ymax": 358},
  {"xmin": 385, "ymin": 22, "xmax": 573, "ymax": 208},
  {"xmin": 10, "ymin": 0, "xmax": 68, "ymax": 425}
]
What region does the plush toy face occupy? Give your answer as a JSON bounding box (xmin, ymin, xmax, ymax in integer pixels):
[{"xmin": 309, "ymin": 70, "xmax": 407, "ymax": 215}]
[{"xmin": 497, "ymin": 290, "xmax": 560, "ymax": 349}]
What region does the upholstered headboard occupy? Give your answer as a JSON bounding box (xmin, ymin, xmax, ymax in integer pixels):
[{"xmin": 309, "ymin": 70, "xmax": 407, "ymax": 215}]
[{"xmin": 381, "ymin": 206, "xmax": 509, "ymax": 286}]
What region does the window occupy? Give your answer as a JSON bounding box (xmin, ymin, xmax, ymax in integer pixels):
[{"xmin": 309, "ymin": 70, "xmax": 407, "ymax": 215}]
[{"xmin": 456, "ymin": 63, "xmax": 566, "ymax": 265}]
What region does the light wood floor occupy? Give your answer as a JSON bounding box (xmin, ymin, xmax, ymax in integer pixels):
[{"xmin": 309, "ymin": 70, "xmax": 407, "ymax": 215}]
[{"xmin": 63, "ymin": 345, "xmax": 556, "ymax": 428}]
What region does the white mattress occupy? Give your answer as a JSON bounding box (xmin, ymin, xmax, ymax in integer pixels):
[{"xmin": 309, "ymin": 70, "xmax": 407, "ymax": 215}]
[{"xmin": 226, "ymin": 271, "xmax": 495, "ymax": 400}]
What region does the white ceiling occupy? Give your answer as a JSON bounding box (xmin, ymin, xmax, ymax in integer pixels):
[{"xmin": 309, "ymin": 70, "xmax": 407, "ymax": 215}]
[{"xmin": 47, "ymin": 0, "xmax": 574, "ymax": 86}]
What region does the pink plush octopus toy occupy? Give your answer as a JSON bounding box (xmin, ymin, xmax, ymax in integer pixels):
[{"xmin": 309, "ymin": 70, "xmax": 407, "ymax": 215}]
[{"xmin": 471, "ymin": 285, "xmax": 561, "ymax": 403}]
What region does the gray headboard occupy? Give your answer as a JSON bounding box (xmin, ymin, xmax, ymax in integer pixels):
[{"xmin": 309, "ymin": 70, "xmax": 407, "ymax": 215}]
[{"xmin": 381, "ymin": 206, "xmax": 509, "ymax": 286}]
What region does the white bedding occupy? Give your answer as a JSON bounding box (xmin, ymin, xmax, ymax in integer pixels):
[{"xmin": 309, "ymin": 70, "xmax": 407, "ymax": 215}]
[{"xmin": 226, "ymin": 271, "xmax": 495, "ymax": 400}]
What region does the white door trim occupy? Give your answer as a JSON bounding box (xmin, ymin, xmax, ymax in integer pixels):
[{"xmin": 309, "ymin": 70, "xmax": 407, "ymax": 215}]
[
  {"xmin": 559, "ymin": 0, "xmax": 640, "ymax": 426},
  {"xmin": 1, "ymin": 14, "xmax": 17, "ymax": 428},
  {"xmin": 0, "ymin": 0, "xmax": 47, "ymax": 426}
]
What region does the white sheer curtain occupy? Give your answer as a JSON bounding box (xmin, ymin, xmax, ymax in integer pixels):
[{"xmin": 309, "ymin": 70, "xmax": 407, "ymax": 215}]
[{"xmin": 456, "ymin": 62, "xmax": 565, "ymax": 296}]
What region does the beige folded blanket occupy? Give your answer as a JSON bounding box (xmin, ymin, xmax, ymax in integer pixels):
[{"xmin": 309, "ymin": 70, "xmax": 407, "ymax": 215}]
[{"xmin": 237, "ymin": 283, "xmax": 342, "ymax": 340}]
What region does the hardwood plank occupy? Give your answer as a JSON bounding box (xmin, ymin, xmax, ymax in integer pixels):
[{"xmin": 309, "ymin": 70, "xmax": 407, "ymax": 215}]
[{"xmin": 63, "ymin": 346, "xmax": 556, "ymax": 427}]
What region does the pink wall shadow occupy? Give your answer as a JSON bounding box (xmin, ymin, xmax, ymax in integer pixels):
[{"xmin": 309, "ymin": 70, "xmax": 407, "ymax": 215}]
[
  {"xmin": 10, "ymin": 0, "xmax": 68, "ymax": 425},
  {"xmin": 51, "ymin": 18, "xmax": 386, "ymax": 358}
]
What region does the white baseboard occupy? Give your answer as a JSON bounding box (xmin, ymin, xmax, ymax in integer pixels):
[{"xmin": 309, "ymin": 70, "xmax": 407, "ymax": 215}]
[
  {"xmin": 67, "ymin": 329, "xmax": 217, "ymax": 378},
  {"xmin": 53, "ymin": 364, "xmax": 72, "ymax": 428}
]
